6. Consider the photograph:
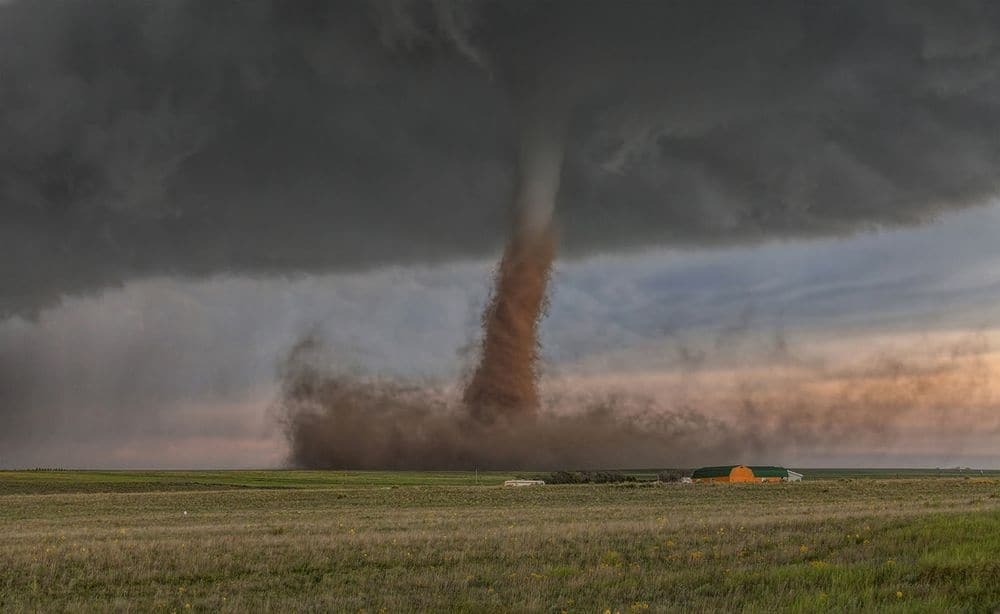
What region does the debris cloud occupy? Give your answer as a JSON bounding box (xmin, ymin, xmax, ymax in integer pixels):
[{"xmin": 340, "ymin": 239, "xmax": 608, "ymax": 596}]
[
  {"xmin": 281, "ymin": 333, "xmax": 1000, "ymax": 469},
  {"xmin": 461, "ymin": 228, "xmax": 554, "ymax": 423}
]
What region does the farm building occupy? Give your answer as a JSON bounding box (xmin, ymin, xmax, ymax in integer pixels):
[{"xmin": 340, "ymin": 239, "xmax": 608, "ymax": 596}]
[
  {"xmin": 692, "ymin": 465, "xmax": 803, "ymax": 483},
  {"xmin": 503, "ymin": 479, "xmax": 545, "ymax": 487}
]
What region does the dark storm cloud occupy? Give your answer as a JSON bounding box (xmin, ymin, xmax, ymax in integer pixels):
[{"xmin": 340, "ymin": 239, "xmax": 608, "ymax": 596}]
[{"xmin": 4, "ymin": 0, "xmax": 1000, "ymax": 315}]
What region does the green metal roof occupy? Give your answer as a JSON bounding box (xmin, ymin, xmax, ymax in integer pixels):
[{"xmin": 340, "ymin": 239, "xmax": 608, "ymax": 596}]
[
  {"xmin": 691, "ymin": 465, "xmax": 791, "ymax": 479},
  {"xmin": 747, "ymin": 466, "xmax": 790, "ymax": 478},
  {"xmin": 691, "ymin": 465, "xmax": 740, "ymax": 478}
]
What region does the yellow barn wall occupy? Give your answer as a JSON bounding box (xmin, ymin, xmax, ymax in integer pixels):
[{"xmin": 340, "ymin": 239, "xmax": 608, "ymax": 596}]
[
  {"xmin": 729, "ymin": 465, "xmax": 756, "ymax": 482},
  {"xmin": 692, "ymin": 466, "xmax": 787, "ymax": 483}
]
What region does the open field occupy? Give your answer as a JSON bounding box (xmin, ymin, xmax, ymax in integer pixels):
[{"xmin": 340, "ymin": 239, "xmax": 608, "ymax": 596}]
[
  {"xmin": 0, "ymin": 470, "xmax": 521, "ymax": 495},
  {"xmin": 4, "ymin": 467, "xmax": 996, "ymax": 495},
  {"xmin": 2, "ymin": 471, "xmax": 999, "ymax": 612}
]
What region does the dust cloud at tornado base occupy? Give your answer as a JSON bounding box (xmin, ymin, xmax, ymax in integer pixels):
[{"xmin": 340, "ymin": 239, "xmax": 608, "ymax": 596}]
[{"xmin": 278, "ymin": 331, "xmax": 1000, "ymax": 469}]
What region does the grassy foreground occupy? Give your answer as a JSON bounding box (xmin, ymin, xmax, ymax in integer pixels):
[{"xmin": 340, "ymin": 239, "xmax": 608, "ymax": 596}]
[{"xmin": 1, "ymin": 471, "xmax": 999, "ymax": 612}]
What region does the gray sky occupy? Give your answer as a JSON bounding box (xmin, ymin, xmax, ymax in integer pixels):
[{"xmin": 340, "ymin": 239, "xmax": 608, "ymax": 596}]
[{"xmin": 3, "ymin": 1, "xmax": 1000, "ymax": 468}]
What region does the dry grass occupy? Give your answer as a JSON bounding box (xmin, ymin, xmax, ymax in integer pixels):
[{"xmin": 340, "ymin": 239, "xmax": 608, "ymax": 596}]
[{"xmin": 1, "ymin": 473, "xmax": 999, "ymax": 612}]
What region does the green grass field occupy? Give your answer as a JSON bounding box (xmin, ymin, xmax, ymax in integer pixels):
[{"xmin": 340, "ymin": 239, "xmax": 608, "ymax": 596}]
[{"xmin": 2, "ymin": 470, "xmax": 999, "ymax": 612}]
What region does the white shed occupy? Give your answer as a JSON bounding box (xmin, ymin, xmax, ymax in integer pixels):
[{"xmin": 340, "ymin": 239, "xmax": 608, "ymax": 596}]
[{"xmin": 504, "ymin": 479, "xmax": 545, "ymax": 487}]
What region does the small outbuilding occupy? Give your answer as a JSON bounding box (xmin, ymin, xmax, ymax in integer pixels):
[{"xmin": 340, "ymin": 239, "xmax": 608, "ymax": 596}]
[
  {"xmin": 692, "ymin": 465, "xmax": 802, "ymax": 483},
  {"xmin": 504, "ymin": 479, "xmax": 545, "ymax": 487}
]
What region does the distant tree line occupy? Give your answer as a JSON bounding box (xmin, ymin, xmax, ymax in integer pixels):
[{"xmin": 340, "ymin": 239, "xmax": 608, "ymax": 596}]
[{"xmin": 540, "ymin": 469, "xmax": 692, "ymax": 484}]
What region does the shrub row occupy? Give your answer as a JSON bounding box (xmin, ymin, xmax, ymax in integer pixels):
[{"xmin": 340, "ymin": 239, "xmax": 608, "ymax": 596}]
[
  {"xmin": 545, "ymin": 471, "xmax": 637, "ymax": 484},
  {"xmin": 541, "ymin": 469, "xmax": 692, "ymax": 484}
]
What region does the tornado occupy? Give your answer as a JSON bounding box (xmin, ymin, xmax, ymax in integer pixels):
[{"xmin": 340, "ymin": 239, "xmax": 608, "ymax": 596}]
[{"xmin": 463, "ymin": 113, "xmax": 566, "ymax": 423}]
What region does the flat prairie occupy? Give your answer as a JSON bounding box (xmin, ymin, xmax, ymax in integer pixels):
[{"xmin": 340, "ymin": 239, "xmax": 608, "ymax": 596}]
[{"xmin": 1, "ymin": 470, "xmax": 998, "ymax": 612}]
